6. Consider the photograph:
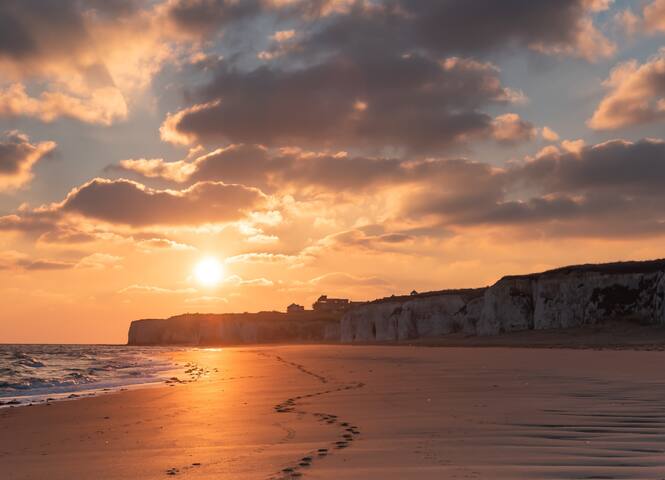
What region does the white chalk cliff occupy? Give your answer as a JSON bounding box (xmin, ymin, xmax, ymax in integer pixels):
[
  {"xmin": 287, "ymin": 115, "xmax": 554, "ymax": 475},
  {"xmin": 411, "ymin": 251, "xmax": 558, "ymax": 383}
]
[{"xmin": 341, "ymin": 259, "xmax": 665, "ymax": 342}]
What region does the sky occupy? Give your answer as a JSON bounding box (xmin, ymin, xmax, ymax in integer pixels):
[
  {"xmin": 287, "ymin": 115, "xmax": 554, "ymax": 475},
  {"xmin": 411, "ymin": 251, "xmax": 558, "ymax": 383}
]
[{"xmin": 1, "ymin": 0, "xmax": 665, "ymax": 343}]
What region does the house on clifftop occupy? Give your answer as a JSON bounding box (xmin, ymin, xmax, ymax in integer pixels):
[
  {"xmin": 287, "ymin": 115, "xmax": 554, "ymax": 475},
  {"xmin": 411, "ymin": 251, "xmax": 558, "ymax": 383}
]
[
  {"xmin": 313, "ymin": 295, "xmax": 362, "ymax": 313},
  {"xmin": 287, "ymin": 303, "xmax": 305, "ymax": 313}
]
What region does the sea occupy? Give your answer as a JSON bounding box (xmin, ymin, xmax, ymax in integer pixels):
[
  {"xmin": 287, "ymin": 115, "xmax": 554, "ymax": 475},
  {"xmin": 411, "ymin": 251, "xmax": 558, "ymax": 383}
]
[{"xmin": 0, "ymin": 344, "xmax": 181, "ymax": 406}]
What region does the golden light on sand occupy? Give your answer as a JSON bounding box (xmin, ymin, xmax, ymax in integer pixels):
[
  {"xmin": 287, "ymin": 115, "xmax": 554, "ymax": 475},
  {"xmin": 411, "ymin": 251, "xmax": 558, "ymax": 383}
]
[{"xmin": 194, "ymin": 257, "xmax": 224, "ymax": 287}]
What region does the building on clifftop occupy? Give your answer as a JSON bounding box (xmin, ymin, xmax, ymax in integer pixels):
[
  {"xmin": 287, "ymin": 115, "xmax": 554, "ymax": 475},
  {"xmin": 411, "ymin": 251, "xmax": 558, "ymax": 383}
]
[
  {"xmin": 313, "ymin": 295, "xmax": 351, "ymax": 312},
  {"xmin": 286, "ymin": 303, "xmax": 305, "ymax": 314}
]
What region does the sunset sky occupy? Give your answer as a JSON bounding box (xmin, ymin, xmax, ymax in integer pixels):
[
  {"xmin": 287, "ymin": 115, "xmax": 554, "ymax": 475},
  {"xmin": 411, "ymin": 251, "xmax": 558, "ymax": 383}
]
[{"xmin": 1, "ymin": 0, "xmax": 665, "ymax": 343}]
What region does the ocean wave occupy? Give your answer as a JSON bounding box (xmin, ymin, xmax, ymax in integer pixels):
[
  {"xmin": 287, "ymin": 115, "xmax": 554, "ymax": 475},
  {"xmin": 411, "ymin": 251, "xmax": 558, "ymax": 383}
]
[
  {"xmin": 10, "ymin": 352, "xmax": 45, "ymax": 368},
  {"xmin": 0, "ymin": 345, "xmax": 179, "ymax": 401}
]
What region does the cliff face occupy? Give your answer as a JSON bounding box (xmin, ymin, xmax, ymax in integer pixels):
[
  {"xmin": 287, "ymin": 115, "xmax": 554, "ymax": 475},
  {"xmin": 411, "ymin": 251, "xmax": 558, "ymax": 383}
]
[
  {"xmin": 478, "ymin": 261, "xmax": 665, "ymax": 335},
  {"xmin": 129, "ymin": 259, "xmax": 665, "ymax": 345},
  {"xmin": 128, "ymin": 311, "xmax": 340, "ymax": 346},
  {"xmin": 341, "ymin": 259, "xmax": 665, "ymax": 342},
  {"xmin": 340, "ymin": 289, "xmax": 486, "ymax": 342}
]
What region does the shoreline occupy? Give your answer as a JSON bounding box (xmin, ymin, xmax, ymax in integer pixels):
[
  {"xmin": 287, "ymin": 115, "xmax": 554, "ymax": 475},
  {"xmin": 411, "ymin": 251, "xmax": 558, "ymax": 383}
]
[
  {"xmin": 0, "ymin": 347, "xmax": 200, "ymax": 409},
  {"xmin": 354, "ymin": 322, "xmax": 665, "ymax": 350},
  {"xmin": 129, "ymin": 321, "xmax": 665, "ymax": 350},
  {"xmin": 6, "ymin": 322, "xmax": 665, "ymax": 409},
  {"xmin": 4, "ymin": 345, "xmax": 665, "ymax": 479}
]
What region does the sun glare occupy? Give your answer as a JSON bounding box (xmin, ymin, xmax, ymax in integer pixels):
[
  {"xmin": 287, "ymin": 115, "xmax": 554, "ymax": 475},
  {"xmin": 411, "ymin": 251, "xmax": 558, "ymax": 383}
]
[{"xmin": 194, "ymin": 257, "xmax": 224, "ymax": 287}]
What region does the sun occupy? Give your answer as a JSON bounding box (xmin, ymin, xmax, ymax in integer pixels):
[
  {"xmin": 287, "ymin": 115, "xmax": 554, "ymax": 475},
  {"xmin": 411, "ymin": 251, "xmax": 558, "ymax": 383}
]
[{"xmin": 194, "ymin": 257, "xmax": 224, "ymax": 287}]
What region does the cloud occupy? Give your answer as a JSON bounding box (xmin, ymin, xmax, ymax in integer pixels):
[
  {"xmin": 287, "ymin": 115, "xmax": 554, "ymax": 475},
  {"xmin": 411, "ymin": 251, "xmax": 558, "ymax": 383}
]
[
  {"xmin": 150, "ymin": 1, "xmax": 617, "ymax": 154},
  {"xmin": 612, "ymin": 1, "xmax": 665, "ymax": 38},
  {"xmin": 560, "ymin": 139, "xmax": 586, "ymax": 154},
  {"xmin": 184, "ymin": 295, "xmax": 228, "ymax": 304},
  {"xmin": 75, "ymin": 253, "xmax": 123, "ymax": 269},
  {"xmin": 37, "ymin": 228, "xmax": 99, "ymax": 244},
  {"xmin": 644, "ymin": 0, "xmax": 665, "ymax": 32},
  {"xmin": 491, "ymin": 113, "xmax": 536, "ymax": 145},
  {"xmin": 528, "ymin": 16, "xmax": 614, "ymax": 61},
  {"xmin": 223, "ymin": 274, "xmax": 274, "ymax": 286},
  {"xmin": 0, "ymin": 130, "xmax": 56, "ymax": 191},
  {"xmin": 118, "ymin": 284, "xmax": 197, "ymax": 295},
  {"xmin": 308, "ymin": 272, "xmax": 390, "ymax": 287},
  {"xmin": 0, "ymin": 251, "xmax": 74, "ymax": 271},
  {"xmin": 0, "ymin": 0, "xmax": 217, "ymax": 125},
  {"xmin": 163, "ymin": 0, "xmax": 613, "ymax": 62},
  {"xmin": 588, "ymin": 49, "xmax": 665, "ymax": 130},
  {"xmin": 118, "ymin": 144, "xmax": 398, "ymax": 190},
  {"xmin": 118, "ymin": 157, "xmax": 196, "ymax": 182},
  {"xmin": 0, "ymin": 177, "xmax": 270, "ymax": 248},
  {"xmin": 56, "ymin": 178, "xmax": 267, "ymax": 227},
  {"xmin": 164, "ymin": 0, "xmax": 263, "ymax": 35},
  {"xmin": 0, "ymin": 83, "xmax": 127, "ymax": 125},
  {"xmin": 0, "ymin": 249, "xmax": 123, "ymax": 273},
  {"xmin": 0, "ymin": 211, "xmax": 60, "ymax": 234},
  {"xmin": 540, "ymin": 126, "xmax": 560, "ymax": 142},
  {"xmin": 0, "ymin": 1, "xmax": 132, "ymax": 124},
  {"xmin": 315, "ymin": 228, "xmax": 416, "ymax": 253},
  {"xmin": 296, "ymin": 0, "xmax": 613, "ymax": 61},
  {"xmin": 404, "ymin": 138, "xmax": 665, "ymax": 238},
  {"xmin": 614, "ymin": 9, "xmax": 640, "ymax": 37},
  {"xmin": 0, "ymin": 0, "xmax": 614, "ymax": 129},
  {"xmin": 160, "ymin": 54, "xmax": 526, "ymax": 152},
  {"xmin": 272, "ymin": 29, "xmax": 295, "ymax": 42},
  {"xmin": 137, "ymin": 237, "xmax": 196, "ymax": 251},
  {"xmin": 156, "ymin": 1, "xmax": 614, "ymax": 153},
  {"xmin": 117, "ymin": 143, "xmax": 506, "ymax": 196},
  {"xmin": 26, "ymin": 135, "xmax": 665, "ymax": 242},
  {"xmin": 224, "ymin": 252, "xmax": 301, "ymax": 264},
  {"xmin": 160, "ymin": 101, "xmax": 220, "ymax": 146}
]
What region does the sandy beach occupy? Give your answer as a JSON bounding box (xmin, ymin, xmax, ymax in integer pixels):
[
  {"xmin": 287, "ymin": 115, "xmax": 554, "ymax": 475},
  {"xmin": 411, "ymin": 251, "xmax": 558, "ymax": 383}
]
[{"xmin": 3, "ymin": 345, "xmax": 665, "ymax": 479}]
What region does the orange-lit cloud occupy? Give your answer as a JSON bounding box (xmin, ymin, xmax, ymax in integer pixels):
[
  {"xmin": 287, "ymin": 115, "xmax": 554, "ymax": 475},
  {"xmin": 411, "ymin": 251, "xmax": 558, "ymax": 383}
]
[
  {"xmin": 0, "ymin": 130, "xmax": 56, "ymax": 191},
  {"xmin": 57, "ymin": 178, "xmax": 268, "ymax": 227},
  {"xmin": 588, "ymin": 49, "xmax": 665, "ymax": 130},
  {"xmin": 0, "ymin": 83, "xmax": 127, "ymax": 125},
  {"xmin": 0, "ymin": 1, "xmax": 221, "ymax": 125},
  {"xmin": 0, "ymin": 251, "xmax": 74, "ymax": 271},
  {"xmin": 645, "ymin": 0, "xmax": 665, "ymax": 32},
  {"xmin": 0, "ymin": 177, "xmax": 270, "ymax": 247},
  {"xmin": 491, "ymin": 113, "xmax": 536, "ymax": 145}
]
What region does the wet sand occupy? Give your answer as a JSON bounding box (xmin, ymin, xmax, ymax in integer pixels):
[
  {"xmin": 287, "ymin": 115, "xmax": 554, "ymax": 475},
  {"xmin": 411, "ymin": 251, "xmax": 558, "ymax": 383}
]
[{"xmin": 3, "ymin": 345, "xmax": 665, "ymax": 479}]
